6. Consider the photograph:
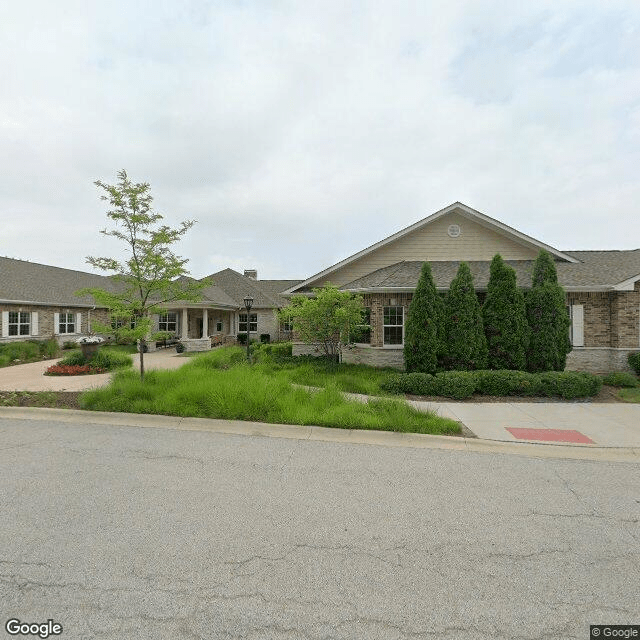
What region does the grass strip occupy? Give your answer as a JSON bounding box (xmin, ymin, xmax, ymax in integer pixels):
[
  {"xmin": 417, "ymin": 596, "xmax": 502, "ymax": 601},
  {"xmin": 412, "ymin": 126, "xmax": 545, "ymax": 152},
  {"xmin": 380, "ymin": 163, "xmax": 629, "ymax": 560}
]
[{"xmin": 80, "ymin": 364, "xmax": 460, "ymax": 435}]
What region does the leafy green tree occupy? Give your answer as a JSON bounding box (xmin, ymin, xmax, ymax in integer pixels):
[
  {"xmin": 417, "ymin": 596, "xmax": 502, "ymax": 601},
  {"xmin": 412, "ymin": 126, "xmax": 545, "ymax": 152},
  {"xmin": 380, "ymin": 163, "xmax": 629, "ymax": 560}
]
[
  {"xmin": 77, "ymin": 170, "xmax": 208, "ymax": 379},
  {"xmin": 442, "ymin": 263, "xmax": 487, "ymax": 370},
  {"xmin": 278, "ymin": 284, "xmax": 363, "ymax": 362},
  {"xmin": 482, "ymin": 254, "xmax": 529, "ymax": 370},
  {"xmin": 404, "ymin": 262, "xmax": 444, "ymax": 374},
  {"xmin": 526, "ymin": 250, "xmax": 571, "ymax": 372}
]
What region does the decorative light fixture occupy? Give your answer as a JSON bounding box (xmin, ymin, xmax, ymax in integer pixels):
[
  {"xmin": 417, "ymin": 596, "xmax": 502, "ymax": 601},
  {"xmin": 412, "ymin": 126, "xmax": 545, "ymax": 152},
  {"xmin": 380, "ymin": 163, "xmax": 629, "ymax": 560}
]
[{"xmin": 243, "ymin": 295, "xmax": 254, "ymax": 362}]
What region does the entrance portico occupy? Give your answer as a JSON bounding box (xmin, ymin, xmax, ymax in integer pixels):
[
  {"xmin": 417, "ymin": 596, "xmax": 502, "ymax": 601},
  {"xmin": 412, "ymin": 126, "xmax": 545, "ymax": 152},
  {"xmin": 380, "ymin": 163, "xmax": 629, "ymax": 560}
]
[{"xmin": 163, "ymin": 304, "xmax": 237, "ymax": 352}]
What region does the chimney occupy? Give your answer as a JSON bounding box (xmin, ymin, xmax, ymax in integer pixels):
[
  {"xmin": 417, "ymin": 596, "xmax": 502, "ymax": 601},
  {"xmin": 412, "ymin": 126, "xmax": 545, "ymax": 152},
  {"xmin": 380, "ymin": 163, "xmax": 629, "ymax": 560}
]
[{"xmin": 244, "ymin": 269, "xmax": 257, "ymax": 280}]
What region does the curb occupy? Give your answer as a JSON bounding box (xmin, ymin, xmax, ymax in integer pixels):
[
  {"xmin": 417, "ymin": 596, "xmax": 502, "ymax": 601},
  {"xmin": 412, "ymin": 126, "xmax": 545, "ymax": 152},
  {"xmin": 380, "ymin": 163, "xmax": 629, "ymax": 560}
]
[{"xmin": 1, "ymin": 406, "xmax": 639, "ymax": 463}]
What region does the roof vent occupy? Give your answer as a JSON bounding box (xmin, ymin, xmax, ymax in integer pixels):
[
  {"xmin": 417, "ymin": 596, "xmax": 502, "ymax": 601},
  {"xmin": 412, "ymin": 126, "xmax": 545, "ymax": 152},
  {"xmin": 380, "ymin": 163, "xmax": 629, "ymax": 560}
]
[{"xmin": 244, "ymin": 269, "xmax": 257, "ymax": 280}]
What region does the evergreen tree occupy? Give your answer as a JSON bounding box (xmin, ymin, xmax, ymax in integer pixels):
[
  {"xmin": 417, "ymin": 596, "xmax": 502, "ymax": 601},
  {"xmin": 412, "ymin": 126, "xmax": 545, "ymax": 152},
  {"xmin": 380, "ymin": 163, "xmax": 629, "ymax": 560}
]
[
  {"xmin": 442, "ymin": 263, "xmax": 487, "ymax": 370},
  {"xmin": 526, "ymin": 251, "xmax": 571, "ymax": 372},
  {"xmin": 404, "ymin": 262, "xmax": 443, "ymax": 374},
  {"xmin": 482, "ymin": 254, "xmax": 529, "ymax": 370}
]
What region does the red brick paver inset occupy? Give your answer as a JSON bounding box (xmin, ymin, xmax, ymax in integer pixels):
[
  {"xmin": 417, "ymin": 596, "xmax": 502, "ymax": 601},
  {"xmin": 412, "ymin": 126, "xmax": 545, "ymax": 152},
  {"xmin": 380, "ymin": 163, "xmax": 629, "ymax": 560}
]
[{"xmin": 506, "ymin": 428, "xmax": 595, "ymax": 444}]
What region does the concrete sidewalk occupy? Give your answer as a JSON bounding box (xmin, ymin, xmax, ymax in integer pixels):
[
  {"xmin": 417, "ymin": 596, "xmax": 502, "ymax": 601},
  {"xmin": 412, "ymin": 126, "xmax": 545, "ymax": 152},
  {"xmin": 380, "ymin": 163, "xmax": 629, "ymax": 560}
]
[
  {"xmin": 0, "ymin": 349, "xmax": 189, "ymax": 391},
  {"xmin": 411, "ymin": 400, "xmax": 640, "ymax": 448}
]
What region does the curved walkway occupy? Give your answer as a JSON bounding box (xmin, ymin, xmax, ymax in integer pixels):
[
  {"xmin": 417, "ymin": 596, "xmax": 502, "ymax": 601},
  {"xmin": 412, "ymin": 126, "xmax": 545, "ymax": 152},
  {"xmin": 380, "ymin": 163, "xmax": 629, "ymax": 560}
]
[{"xmin": 0, "ymin": 349, "xmax": 188, "ymax": 392}]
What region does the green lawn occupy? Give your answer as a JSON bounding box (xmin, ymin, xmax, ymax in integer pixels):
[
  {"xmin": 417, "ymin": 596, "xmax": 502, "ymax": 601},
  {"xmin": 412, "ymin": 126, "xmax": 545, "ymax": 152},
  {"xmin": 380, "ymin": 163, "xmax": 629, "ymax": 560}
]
[
  {"xmin": 80, "ymin": 348, "xmax": 460, "ymax": 435},
  {"xmin": 619, "ymin": 388, "xmax": 640, "ymax": 403}
]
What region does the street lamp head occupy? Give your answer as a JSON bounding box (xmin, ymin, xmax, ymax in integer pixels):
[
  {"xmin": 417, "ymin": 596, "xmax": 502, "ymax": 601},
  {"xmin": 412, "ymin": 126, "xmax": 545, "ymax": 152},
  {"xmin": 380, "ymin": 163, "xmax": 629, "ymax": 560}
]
[{"xmin": 243, "ymin": 295, "xmax": 254, "ymax": 311}]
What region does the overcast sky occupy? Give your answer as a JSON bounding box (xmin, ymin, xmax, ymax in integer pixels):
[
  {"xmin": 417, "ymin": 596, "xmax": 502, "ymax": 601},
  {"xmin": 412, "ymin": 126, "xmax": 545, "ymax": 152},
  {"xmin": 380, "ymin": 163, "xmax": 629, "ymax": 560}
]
[{"xmin": 1, "ymin": 1, "xmax": 639, "ymax": 280}]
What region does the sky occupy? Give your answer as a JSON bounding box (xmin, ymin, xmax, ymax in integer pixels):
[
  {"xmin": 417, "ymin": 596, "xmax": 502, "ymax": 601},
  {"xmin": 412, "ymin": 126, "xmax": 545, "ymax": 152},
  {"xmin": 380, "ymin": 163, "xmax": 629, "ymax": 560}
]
[{"xmin": 1, "ymin": 0, "xmax": 639, "ymax": 281}]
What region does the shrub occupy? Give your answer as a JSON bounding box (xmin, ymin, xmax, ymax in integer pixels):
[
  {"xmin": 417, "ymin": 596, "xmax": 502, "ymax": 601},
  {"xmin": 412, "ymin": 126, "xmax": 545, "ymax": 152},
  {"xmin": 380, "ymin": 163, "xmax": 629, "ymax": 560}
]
[
  {"xmin": 42, "ymin": 339, "xmax": 60, "ymax": 358},
  {"xmin": 433, "ymin": 371, "xmax": 476, "ymax": 399},
  {"xmin": 601, "ymin": 372, "xmax": 639, "ymax": 388},
  {"xmin": 253, "ymin": 341, "xmax": 292, "ymax": 361},
  {"xmin": 58, "ymin": 348, "xmax": 132, "ymax": 371},
  {"xmin": 58, "ymin": 350, "xmax": 87, "ymax": 366},
  {"xmin": 628, "ymin": 352, "xmax": 640, "ymax": 376},
  {"xmin": 442, "ymin": 263, "xmax": 487, "ymax": 370},
  {"xmin": 404, "ymin": 262, "xmax": 444, "ymax": 374},
  {"xmin": 260, "ymin": 333, "xmax": 270, "ymax": 344},
  {"xmin": 236, "ymin": 332, "xmax": 247, "ymax": 345},
  {"xmin": 537, "ymin": 371, "xmax": 602, "ymax": 399},
  {"xmin": 63, "ymin": 341, "xmax": 77, "ymax": 350},
  {"xmin": 176, "ymin": 343, "xmax": 186, "ymax": 353},
  {"xmin": 526, "ymin": 251, "xmax": 571, "ymax": 372},
  {"xmin": 381, "ymin": 369, "xmax": 601, "ymax": 400},
  {"xmin": 474, "ymin": 370, "xmax": 541, "ymax": 396},
  {"xmin": 483, "ymin": 254, "xmax": 529, "ymax": 370}
]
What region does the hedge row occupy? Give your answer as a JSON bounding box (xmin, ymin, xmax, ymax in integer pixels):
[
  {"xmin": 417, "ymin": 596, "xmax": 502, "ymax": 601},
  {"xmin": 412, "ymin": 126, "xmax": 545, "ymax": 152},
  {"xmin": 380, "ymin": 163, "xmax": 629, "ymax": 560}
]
[{"xmin": 380, "ymin": 369, "xmax": 603, "ymax": 400}]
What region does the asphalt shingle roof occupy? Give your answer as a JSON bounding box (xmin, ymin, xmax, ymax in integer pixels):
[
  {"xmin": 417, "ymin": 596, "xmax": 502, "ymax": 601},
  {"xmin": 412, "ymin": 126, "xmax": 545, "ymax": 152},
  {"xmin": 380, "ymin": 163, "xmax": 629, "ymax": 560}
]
[
  {"xmin": 340, "ymin": 250, "xmax": 640, "ymax": 291},
  {"xmin": 0, "ymin": 257, "xmax": 117, "ymax": 306}
]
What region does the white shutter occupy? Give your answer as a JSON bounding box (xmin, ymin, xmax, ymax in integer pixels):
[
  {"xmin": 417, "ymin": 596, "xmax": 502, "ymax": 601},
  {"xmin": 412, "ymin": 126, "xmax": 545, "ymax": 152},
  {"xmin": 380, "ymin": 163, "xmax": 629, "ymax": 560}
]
[
  {"xmin": 76, "ymin": 312, "xmax": 82, "ymax": 334},
  {"xmin": 53, "ymin": 313, "xmax": 60, "ymax": 335},
  {"xmin": 571, "ymin": 304, "xmax": 584, "ymax": 347},
  {"xmin": 31, "ymin": 312, "xmax": 39, "ymax": 336},
  {"xmin": 1, "ymin": 311, "xmax": 8, "ymax": 338}
]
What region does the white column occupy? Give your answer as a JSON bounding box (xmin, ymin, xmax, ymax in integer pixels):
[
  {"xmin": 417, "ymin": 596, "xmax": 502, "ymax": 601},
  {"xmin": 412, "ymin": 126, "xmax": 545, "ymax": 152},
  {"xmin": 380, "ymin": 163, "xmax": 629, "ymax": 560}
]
[
  {"xmin": 181, "ymin": 308, "xmax": 188, "ymax": 340},
  {"xmin": 202, "ymin": 308, "xmax": 208, "ymax": 338}
]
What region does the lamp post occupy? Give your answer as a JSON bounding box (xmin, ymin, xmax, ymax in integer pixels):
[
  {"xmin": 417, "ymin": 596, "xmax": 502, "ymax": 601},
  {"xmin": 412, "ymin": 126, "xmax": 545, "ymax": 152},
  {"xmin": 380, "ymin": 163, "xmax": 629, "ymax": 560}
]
[{"xmin": 243, "ymin": 295, "xmax": 254, "ymax": 363}]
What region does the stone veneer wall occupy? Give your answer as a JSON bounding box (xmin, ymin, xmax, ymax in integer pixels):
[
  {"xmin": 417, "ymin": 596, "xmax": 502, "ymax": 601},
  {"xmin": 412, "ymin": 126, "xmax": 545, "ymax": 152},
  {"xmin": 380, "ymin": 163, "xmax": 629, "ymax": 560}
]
[{"xmin": 0, "ymin": 304, "xmax": 111, "ymax": 344}]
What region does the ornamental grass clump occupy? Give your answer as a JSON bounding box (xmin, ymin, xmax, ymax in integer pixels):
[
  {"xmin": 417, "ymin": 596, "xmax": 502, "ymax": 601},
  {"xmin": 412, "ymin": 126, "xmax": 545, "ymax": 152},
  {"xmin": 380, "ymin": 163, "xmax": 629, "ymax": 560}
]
[{"xmin": 80, "ymin": 364, "xmax": 461, "ymax": 435}]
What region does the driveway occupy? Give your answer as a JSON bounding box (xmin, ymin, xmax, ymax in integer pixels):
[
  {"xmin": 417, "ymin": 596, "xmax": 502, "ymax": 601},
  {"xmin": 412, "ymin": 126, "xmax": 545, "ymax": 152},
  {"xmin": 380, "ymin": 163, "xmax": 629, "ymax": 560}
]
[
  {"xmin": 0, "ymin": 415, "xmax": 638, "ymax": 639},
  {"xmin": 0, "ymin": 349, "xmax": 188, "ymax": 392}
]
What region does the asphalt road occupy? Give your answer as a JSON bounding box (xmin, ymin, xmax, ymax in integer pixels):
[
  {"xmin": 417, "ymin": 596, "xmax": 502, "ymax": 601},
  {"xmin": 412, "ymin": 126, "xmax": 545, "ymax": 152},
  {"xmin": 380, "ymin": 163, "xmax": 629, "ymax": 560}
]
[{"xmin": 1, "ymin": 417, "xmax": 638, "ymax": 640}]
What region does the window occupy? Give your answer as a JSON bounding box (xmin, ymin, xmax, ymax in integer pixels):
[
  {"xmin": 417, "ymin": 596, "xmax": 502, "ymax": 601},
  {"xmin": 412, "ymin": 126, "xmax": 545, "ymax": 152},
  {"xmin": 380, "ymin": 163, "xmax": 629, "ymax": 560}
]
[
  {"xmin": 383, "ymin": 306, "xmax": 403, "ymax": 345},
  {"xmin": 280, "ymin": 319, "xmax": 293, "ymax": 332},
  {"xmin": 58, "ymin": 313, "xmax": 75, "ymax": 334},
  {"xmin": 8, "ymin": 312, "xmax": 30, "ymax": 336},
  {"xmin": 349, "ymin": 307, "xmax": 371, "ymax": 343},
  {"xmin": 216, "ymin": 320, "xmax": 223, "ymax": 332},
  {"xmin": 239, "ymin": 313, "xmax": 257, "ymax": 333},
  {"xmin": 158, "ymin": 312, "xmax": 177, "ymax": 333},
  {"xmin": 111, "ymin": 316, "xmax": 137, "ymax": 330}
]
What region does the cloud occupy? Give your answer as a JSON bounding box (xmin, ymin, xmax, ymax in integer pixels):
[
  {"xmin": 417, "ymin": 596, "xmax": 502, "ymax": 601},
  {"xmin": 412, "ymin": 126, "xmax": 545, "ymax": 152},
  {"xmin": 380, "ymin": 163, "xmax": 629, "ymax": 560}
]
[{"xmin": 1, "ymin": 0, "xmax": 639, "ymax": 280}]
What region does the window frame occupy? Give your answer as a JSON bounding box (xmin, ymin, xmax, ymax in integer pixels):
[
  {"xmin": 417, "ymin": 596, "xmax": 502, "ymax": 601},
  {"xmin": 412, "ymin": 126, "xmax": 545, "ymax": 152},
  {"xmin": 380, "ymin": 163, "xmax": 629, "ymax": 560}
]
[
  {"xmin": 8, "ymin": 311, "xmax": 30, "ymax": 336},
  {"xmin": 158, "ymin": 312, "xmax": 177, "ymax": 333},
  {"xmin": 58, "ymin": 312, "xmax": 76, "ymax": 335},
  {"xmin": 239, "ymin": 313, "xmax": 257, "ymax": 333},
  {"xmin": 383, "ymin": 306, "xmax": 404, "ymax": 346}
]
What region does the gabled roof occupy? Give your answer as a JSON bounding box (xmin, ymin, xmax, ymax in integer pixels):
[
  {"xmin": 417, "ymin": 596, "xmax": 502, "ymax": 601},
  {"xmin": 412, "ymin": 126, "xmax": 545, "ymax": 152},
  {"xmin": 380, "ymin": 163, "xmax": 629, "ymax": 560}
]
[
  {"xmin": 285, "ymin": 202, "xmax": 579, "ymax": 294},
  {"xmin": 340, "ymin": 249, "xmax": 640, "ymax": 292},
  {"xmin": 204, "ymin": 268, "xmax": 301, "ymax": 308}
]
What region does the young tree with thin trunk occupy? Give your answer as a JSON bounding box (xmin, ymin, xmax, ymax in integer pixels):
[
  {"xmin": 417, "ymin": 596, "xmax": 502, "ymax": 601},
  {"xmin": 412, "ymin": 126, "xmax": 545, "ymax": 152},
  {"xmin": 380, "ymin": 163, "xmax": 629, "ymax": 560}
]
[
  {"xmin": 442, "ymin": 262, "xmax": 487, "ymax": 370},
  {"xmin": 278, "ymin": 284, "xmax": 363, "ymax": 362},
  {"xmin": 482, "ymin": 254, "xmax": 529, "ymax": 370},
  {"xmin": 77, "ymin": 170, "xmax": 207, "ymax": 380},
  {"xmin": 404, "ymin": 262, "xmax": 444, "ymax": 374}
]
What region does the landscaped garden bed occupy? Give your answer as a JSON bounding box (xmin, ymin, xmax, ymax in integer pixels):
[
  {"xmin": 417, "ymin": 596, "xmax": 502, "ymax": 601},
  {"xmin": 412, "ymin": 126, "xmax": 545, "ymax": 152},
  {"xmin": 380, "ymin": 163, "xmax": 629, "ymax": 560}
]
[
  {"xmin": 0, "ymin": 339, "xmax": 59, "ymax": 368},
  {"xmin": 45, "ymin": 347, "xmax": 134, "ymax": 376}
]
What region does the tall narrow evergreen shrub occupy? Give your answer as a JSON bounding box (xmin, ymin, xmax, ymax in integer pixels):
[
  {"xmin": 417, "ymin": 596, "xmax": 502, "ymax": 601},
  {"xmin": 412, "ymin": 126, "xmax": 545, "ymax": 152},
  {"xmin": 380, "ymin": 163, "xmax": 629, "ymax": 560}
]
[
  {"xmin": 442, "ymin": 263, "xmax": 487, "ymax": 370},
  {"xmin": 526, "ymin": 251, "xmax": 571, "ymax": 372},
  {"xmin": 404, "ymin": 262, "xmax": 443, "ymax": 374},
  {"xmin": 482, "ymin": 254, "xmax": 529, "ymax": 370}
]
